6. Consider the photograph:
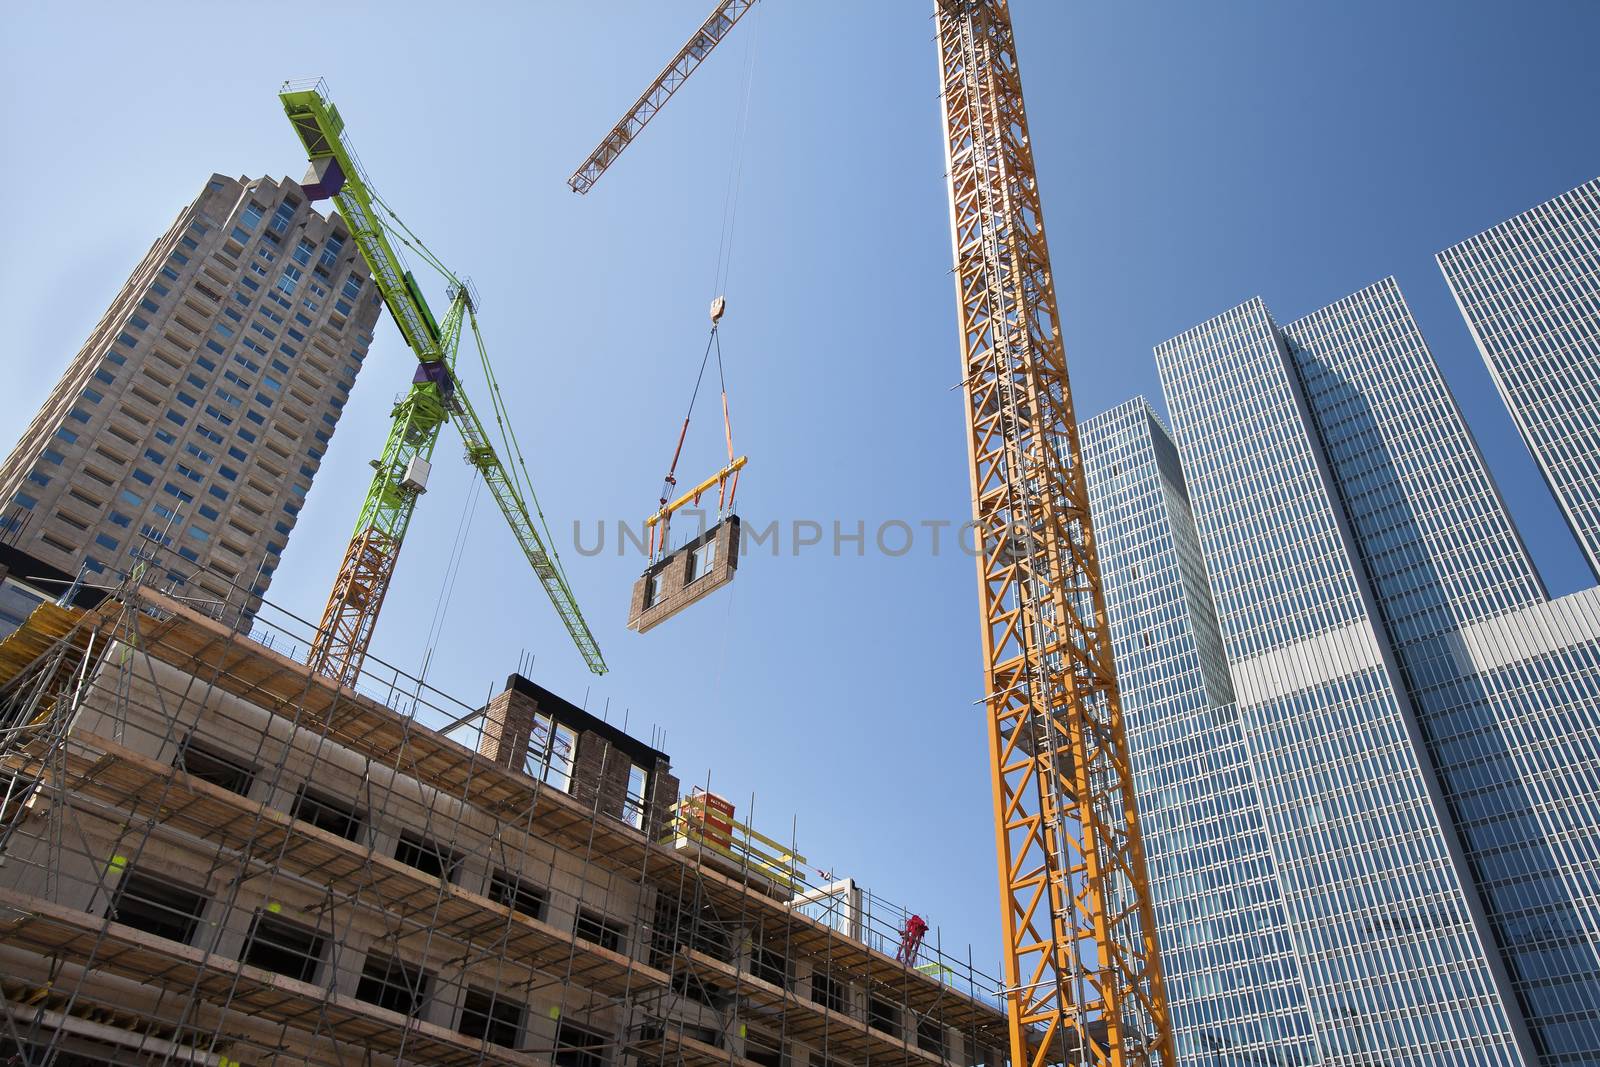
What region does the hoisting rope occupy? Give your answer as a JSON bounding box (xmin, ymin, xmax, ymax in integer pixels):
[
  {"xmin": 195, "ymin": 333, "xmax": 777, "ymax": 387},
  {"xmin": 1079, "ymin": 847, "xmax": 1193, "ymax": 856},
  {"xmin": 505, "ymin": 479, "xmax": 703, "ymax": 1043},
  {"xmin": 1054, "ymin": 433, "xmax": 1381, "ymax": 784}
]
[
  {"xmin": 651, "ymin": 306, "xmax": 738, "ymax": 562},
  {"xmin": 709, "ymin": 2, "xmax": 763, "ymax": 300},
  {"xmin": 418, "ymin": 473, "xmax": 483, "ymax": 686},
  {"xmin": 648, "ymin": 13, "xmax": 760, "ymax": 565},
  {"xmin": 355, "ymin": 174, "xmax": 585, "ymax": 607},
  {"xmin": 468, "ymin": 311, "xmax": 577, "ymax": 592}
]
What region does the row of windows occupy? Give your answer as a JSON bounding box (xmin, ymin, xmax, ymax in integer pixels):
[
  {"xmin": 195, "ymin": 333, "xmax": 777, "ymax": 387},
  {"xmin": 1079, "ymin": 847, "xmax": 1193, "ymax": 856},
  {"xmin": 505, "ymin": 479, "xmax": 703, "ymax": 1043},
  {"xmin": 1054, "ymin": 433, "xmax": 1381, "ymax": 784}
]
[{"xmin": 107, "ymin": 864, "xmax": 603, "ymax": 1061}]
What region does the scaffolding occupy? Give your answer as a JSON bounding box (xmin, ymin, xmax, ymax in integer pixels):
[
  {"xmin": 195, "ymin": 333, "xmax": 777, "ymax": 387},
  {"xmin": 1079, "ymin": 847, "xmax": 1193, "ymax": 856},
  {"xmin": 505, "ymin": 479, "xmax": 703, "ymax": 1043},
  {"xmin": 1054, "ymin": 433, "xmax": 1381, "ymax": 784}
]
[{"xmin": 0, "ymin": 569, "xmax": 1039, "ymax": 1067}]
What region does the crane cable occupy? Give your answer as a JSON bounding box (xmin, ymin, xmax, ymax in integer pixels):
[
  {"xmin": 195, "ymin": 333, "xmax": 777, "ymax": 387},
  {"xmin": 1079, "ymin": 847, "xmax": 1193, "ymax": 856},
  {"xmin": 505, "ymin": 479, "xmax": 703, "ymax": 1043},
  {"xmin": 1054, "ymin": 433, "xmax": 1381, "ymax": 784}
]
[
  {"xmin": 417, "ymin": 473, "xmax": 483, "ymax": 687},
  {"xmin": 652, "ymin": 7, "xmax": 761, "ymax": 560},
  {"xmin": 355, "ymin": 180, "xmax": 580, "ymax": 596},
  {"xmin": 709, "ymin": 1, "xmax": 763, "ymax": 300},
  {"xmin": 468, "ymin": 311, "xmax": 577, "ymax": 593}
]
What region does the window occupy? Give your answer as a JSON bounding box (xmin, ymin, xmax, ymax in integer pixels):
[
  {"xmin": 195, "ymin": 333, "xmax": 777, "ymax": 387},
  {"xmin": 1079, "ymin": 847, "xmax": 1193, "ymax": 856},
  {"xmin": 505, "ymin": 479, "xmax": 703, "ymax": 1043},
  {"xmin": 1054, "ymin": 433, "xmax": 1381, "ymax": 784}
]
[
  {"xmin": 174, "ymin": 737, "xmax": 255, "ymax": 795},
  {"xmin": 752, "ymin": 944, "xmax": 787, "ymax": 987},
  {"xmin": 624, "ymin": 763, "xmax": 648, "ymax": 830},
  {"xmin": 574, "ymin": 909, "xmax": 627, "ymax": 953},
  {"xmin": 554, "ymin": 1021, "xmax": 607, "ymax": 1067},
  {"xmin": 240, "ymin": 201, "xmax": 264, "ymax": 228},
  {"xmin": 526, "ymin": 713, "xmax": 576, "ymax": 792},
  {"xmin": 320, "ymin": 234, "xmax": 344, "ymax": 269},
  {"xmin": 687, "ymin": 540, "xmax": 717, "ymax": 583},
  {"xmin": 458, "ymin": 987, "xmax": 522, "ymax": 1049},
  {"xmin": 94, "ymin": 533, "xmax": 118, "ymax": 551},
  {"xmin": 291, "ymin": 785, "xmax": 363, "ymax": 842},
  {"xmin": 868, "ymin": 996, "xmax": 900, "ymax": 1036},
  {"xmin": 488, "ymin": 871, "xmax": 548, "ymax": 921},
  {"xmin": 241, "ymin": 911, "xmax": 324, "ymax": 983},
  {"xmin": 269, "ymin": 199, "xmax": 298, "ymax": 234},
  {"xmin": 643, "ymin": 569, "xmax": 664, "ymax": 608},
  {"xmin": 109, "ymin": 871, "xmax": 208, "ymax": 946},
  {"xmin": 745, "ymin": 1031, "xmax": 783, "ymax": 1067},
  {"xmin": 355, "ymin": 954, "xmax": 431, "ymax": 1017},
  {"xmin": 132, "ymin": 469, "xmax": 155, "ymax": 485},
  {"xmin": 394, "ymin": 832, "xmax": 463, "ymax": 884},
  {"xmin": 812, "ymin": 972, "xmax": 847, "ymax": 1013},
  {"xmin": 917, "ymin": 1020, "xmax": 946, "ymax": 1056}
]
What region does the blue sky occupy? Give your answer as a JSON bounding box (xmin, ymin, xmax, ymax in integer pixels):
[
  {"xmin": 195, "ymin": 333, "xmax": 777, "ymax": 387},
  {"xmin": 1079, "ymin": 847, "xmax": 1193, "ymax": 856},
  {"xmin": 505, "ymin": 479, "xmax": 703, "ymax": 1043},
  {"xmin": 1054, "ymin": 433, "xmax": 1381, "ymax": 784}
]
[{"xmin": 3, "ymin": 1, "xmax": 1597, "ymax": 978}]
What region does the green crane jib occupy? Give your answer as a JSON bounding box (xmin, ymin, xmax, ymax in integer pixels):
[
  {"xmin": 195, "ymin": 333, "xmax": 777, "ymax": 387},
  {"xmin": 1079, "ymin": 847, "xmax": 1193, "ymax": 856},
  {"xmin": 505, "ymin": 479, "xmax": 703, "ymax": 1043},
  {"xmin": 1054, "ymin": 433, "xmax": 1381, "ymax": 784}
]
[{"xmin": 279, "ymin": 80, "xmax": 605, "ymax": 683}]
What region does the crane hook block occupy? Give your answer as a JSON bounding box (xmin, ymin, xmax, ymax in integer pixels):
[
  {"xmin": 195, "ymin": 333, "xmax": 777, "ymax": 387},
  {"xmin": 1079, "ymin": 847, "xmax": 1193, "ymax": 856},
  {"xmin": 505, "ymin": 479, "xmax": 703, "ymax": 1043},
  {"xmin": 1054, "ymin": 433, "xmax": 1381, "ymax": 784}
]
[
  {"xmin": 627, "ymin": 515, "xmax": 741, "ymax": 634},
  {"xmin": 709, "ymin": 295, "xmax": 727, "ymax": 324}
]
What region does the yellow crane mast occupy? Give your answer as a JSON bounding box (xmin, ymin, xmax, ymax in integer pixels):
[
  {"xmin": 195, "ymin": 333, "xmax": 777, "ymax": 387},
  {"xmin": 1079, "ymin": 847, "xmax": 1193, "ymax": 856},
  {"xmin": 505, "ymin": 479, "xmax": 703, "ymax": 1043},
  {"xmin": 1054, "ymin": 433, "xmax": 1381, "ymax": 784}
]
[{"xmin": 568, "ymin": 3, "xmax": 1173, "ymax": 1063}]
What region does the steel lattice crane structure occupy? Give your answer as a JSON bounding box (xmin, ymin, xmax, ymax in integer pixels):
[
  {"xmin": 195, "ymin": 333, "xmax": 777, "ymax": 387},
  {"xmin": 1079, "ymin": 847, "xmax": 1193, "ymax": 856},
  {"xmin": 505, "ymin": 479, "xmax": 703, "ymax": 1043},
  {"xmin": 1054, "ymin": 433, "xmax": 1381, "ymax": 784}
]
[
  {"xmin": 280, "ymin": 83, "xmax": 605, "ymax": 686},
  {"xmin": 567, "ymin": 3, "xmax": 1173, "ymax": 1065}
]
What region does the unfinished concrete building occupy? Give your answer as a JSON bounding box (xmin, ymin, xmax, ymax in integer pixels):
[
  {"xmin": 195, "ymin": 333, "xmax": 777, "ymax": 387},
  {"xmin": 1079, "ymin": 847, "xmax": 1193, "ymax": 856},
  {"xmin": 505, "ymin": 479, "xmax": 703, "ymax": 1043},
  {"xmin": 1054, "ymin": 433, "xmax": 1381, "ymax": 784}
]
[{"xmin": 0, "ymin": 565, "xmax": 1027, "ymax": 1066}]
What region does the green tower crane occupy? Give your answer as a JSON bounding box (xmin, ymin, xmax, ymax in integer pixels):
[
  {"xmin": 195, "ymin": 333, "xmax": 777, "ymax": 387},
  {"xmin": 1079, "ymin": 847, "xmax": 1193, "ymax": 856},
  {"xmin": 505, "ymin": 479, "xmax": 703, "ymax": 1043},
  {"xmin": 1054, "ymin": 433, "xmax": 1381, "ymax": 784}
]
[{"xmin": 279, "ymin": 80, "xmax": 605, "ymax": 686}]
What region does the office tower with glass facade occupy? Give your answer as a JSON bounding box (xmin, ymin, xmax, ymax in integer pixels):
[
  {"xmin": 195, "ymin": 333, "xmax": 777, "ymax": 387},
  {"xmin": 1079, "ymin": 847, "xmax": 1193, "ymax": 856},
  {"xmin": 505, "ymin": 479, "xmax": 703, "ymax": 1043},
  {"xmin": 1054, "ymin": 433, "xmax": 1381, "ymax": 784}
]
[
  {"xmin": 1081, "ymin": 398, "xmax": 1320, "ymax": 1063},
  {"xmin": 0, "ymin": 174, "xmax": 380, "ymax": 621},
  {"xmin": 1130, "ymin": 277, "xmax": 1600, "ymax": 1064},
  {"xmin": 1437, "ymin": 177, "xmax": 1600, "ymax": 580}
]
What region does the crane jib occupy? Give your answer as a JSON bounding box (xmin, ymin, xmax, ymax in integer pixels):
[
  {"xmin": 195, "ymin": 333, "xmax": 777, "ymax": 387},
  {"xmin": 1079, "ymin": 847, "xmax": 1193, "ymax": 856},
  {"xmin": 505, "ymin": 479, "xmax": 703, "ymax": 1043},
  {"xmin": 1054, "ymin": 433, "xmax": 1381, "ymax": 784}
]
[{"xmin": 280, "ymin": 80, "xmax": 607, "ymax": 680}]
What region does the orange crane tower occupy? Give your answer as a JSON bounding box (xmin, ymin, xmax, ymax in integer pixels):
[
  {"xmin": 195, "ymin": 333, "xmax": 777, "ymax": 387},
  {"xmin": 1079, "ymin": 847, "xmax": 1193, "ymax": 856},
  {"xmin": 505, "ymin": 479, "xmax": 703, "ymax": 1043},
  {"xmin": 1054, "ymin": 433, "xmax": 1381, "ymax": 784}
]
[{"xmin": 568, "ymin": 3, "xmax": 1173, "ymax": 1063}]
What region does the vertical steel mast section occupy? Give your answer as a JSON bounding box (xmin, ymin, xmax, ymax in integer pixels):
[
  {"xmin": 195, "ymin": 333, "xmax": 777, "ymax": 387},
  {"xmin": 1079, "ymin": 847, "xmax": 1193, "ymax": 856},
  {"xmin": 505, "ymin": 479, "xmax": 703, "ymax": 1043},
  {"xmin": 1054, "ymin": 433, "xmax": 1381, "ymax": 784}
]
[
  {"xmin": 280, "ymin": 83, "xmax": 606, "ymax": 684},
  {"xmin": 935, "ymin": 3, "xmax": 1170, "ymax": 1063}
]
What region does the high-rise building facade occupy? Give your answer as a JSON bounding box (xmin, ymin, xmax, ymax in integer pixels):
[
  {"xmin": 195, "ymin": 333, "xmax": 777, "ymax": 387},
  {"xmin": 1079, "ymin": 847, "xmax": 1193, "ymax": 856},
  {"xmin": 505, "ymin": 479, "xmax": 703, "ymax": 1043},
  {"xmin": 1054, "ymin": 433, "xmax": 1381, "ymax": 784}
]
[
  {"xmin": 1108, "ymin": 277, "xmax": 1600, "ymax": 1064},
  {"xmin": 0, "ymin": 174, "xmax": 380, "ymax": 621},
  {"xmin": 1437, "ymin": 177, "xmax": 1600, "ymax": 580},
  {"xmin": 1081, "ymin": 399, "xmax": 1320, "ymax": 1063}
]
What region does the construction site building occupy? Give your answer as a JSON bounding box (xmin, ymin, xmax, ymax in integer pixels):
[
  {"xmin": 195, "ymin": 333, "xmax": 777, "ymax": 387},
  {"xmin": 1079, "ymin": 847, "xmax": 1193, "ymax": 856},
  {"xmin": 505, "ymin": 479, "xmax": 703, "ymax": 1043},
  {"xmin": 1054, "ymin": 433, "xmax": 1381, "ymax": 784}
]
[{"xmin": 0, "ymin": 555, "xmax": 1026, "ymax": 1067}]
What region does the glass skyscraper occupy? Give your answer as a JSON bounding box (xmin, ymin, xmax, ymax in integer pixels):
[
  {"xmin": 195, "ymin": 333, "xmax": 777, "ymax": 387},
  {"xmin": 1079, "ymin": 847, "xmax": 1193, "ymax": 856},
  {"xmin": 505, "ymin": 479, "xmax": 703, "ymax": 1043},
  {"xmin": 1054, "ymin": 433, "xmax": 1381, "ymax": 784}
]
[
  {"xmin": 1437, "ymin": 177, "xmax": 1600, "ymax": 581},
  {"xmin": 1082, "ymin": 399, "xmax": 1319, "ymax": 1063},
  {"xmin": 1086, "ymin": 274, "xmax": 1600, "ymax": 1064}
]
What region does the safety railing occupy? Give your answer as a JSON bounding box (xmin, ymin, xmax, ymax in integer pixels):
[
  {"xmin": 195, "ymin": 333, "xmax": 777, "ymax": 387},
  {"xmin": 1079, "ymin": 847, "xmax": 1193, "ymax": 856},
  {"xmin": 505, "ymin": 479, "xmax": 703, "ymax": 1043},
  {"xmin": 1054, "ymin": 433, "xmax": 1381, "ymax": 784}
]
[{"xmin": 658, "ymin": 789, "xmax": 807, "ymax": 891}]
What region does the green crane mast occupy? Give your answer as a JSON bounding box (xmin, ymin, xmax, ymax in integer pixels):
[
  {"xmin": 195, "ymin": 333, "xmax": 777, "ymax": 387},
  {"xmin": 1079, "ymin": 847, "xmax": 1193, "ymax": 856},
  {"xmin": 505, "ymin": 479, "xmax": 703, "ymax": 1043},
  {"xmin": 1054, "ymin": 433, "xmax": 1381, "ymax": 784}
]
[{"xmin": 279, "ymin": 80, "xmax": 605, "ymax": 685}]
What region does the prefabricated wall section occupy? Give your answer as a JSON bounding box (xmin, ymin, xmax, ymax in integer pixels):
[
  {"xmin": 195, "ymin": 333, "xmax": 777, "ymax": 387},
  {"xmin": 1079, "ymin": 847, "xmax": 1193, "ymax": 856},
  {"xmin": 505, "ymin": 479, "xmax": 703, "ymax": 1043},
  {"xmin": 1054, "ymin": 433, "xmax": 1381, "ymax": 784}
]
[{"xmin": 628, "ymin": 515, "xmax": 741, "ymax": 633}]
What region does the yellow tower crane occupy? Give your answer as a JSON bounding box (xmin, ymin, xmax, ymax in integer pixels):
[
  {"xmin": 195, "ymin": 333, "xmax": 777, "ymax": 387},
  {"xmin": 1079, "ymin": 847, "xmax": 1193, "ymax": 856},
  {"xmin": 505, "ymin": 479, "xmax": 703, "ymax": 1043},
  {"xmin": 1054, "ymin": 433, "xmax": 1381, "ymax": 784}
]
[{"xmin": 567, "ymin": 3, "xmax": 1173, "ymax": 1065}]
